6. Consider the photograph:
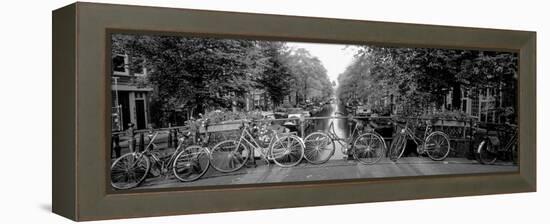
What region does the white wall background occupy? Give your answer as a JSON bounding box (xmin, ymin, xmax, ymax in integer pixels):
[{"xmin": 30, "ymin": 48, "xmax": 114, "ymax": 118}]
[{"xmin": 0, "ymin": 0, "xmax": 546, "ymax": 223}]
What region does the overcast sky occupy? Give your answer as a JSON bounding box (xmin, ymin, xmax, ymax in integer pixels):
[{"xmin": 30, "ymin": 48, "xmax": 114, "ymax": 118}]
[{"xmin": 286, "ymin": 42, "xmax": 358, "ymax": 84}]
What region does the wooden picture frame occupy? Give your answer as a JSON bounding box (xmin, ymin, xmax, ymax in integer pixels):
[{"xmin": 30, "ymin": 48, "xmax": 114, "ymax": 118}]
[{"xmin": 52, "ymin": 2, "xmax": 536, "ymax": 221}]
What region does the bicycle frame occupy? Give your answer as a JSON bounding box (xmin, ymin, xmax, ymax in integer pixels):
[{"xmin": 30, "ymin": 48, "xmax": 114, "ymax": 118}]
[
  {"xmin": 136, "ymin": 131, "xmax": 185, "ymax": 177},
  {"xmin": 487, "ymin": 127, "xmax": 518, "ymax": 153},
  {"xmin": 401, "ymin": 122, "xmax": 432, "ymax": 142},
  {"xmin": 325, "ymin": 118, "xmax": 367, "ymax": 152},
  {"xmin": 476, "ymin": 124, "xmax": 518, "ymax": 165},
  {"xmin": 502, "ymin": 130, "xmax": 518, "ymax": 152},
  {"xmin": 111, "ymin": 129, "xmax": 208, "ymax": 189},
  {"xmin": 394, "ymin": 122, "xmax": 446, "ymax": 154},
  {"xmin": 235, "ymin": 125, "xmax": 281, "ymax": 160}
]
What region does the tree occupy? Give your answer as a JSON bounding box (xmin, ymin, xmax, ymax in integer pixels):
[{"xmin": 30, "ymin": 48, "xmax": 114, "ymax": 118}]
[
  {"xmin": 337, "ymin": 45, "xmax": 518, "ymax": 116},
  {"xmin": 256, "ymin": 42, "xmax": 293, "ymax": 106},
  {"xmin": 284, "ymin": 48, "xmax": 333, "ymax": 104},
  {"xmin": 112, "ymin": 34, "xmax": 266, "ymax": 126}
]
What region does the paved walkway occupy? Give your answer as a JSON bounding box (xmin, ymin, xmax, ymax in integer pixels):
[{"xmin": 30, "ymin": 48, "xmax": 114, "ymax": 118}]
[{"xmin": 135, "ymin": 157, "xmax": 517, "ymax": 190}]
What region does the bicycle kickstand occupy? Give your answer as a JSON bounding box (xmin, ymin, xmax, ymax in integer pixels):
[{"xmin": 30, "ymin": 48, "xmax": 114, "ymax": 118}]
[{"xmin": 245, "ymin": 148, "xmax": 258, "ymax": 168}]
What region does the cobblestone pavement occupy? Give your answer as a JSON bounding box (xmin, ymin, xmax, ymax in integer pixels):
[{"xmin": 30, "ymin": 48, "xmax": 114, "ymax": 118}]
[{"xmin": 134, "ymin": 156, "xmax": 517, "ymax": 190}]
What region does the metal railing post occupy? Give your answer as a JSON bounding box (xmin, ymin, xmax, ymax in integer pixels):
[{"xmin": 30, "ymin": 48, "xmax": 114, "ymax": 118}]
[
  {"xmin": 469, "ymin": 119, "xmax": 474, "ymax": 159},
  {"xmin": 173, "ymin": 128, "xmax": 178, "ymax": 148},
  {"xmin": 139, "ymin": 133, "xmax": 145, "ymax": 152},
  {"xmin": 112, "ymin": 133, "xmax": 121, "ymax": 158},
  {"xmin": 299, "ymin": 117, "xmax": 305, "ymax": 138},
  {"xmin": 167, "ymin": 129, "xmax": 173, "ymax": 148}
]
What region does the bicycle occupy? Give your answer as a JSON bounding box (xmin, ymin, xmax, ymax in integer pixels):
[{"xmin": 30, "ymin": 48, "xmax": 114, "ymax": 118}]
[
  {"xmin": 303, "ymin": 113, "xmax": 386, "ymax": 165},
  {"xmin": 476, "ymin": 123, "xmax": 518, "ymax": 165},
  {"xmin": 110, "ymin": 129, "xmax": 205, "ymax": 189},
  {"xmin": 171, "ymin": 120, "xmax": 214, "ymax": 182},
  {"xmin": 210, "ymin": 119, "xmax": 305, "ymax": 169},
  {"xmin": 172, "ymin": 117, "xmax": 252, "ymax": 181},
  {"xmin": 389, "ymin": 119, "xmax": 451, "ymax": 161}
]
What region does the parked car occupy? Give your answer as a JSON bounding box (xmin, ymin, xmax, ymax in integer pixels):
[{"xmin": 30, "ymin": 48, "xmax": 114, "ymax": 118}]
[
  {"xmin": 288, "ymin": 108, "xmax": 310, "ymax": 117},
  {"xmin": 284, "ymin": 108, "xmax": 309, "ymax": 125},
  {"xmin": 261, "ymin": 111, "xmax": 275, "ymax": 119},
  {"xmin": 356, "ymin": 105, "xmax": 371, "ymax": 116}
]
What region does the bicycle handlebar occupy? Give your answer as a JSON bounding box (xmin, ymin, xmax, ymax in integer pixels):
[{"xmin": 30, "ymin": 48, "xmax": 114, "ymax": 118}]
[
  {"xmin": 149, "ymin": 130, "xmax": 169, "ymax": 135},
  {"xmin": 348, "ymin": 117, "xmax": 360, "ymax": 123}
]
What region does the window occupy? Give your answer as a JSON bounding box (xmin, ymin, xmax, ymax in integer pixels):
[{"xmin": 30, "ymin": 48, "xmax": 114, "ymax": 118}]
[
  {"xmin": 135, "ymin": 92, "xmax": 146, "ymax": 99},
  {"xmin": 471, "ymin": 93, "xmax": 479, "ymax": 117},
  {"xmin": 112, "ymin": 54, "xmax": 129, "ymax": 75},
  {"xmin": 133, "ymin": 57, "xmax": 147, "ymax": 77}
]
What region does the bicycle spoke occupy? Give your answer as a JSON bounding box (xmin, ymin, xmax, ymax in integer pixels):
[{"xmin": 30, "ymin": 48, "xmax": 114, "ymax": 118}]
[
  {"xmin": 436, "ymin": 136, "xmax": 443, "ymax": 146},
  {"xmin": 284, "ymin": 151, "xmax": 293, "ymax": 163},
  {"xmin": 111, "ymin": 170, "xmax": 128, "ymax": 181},
  {"xmin": 306, "ymin": 147, "xmax": 319, "ymax": 158},
  {"xmin": 126, "ymin": 171, "xmax": 136, "ymax": 185},
  {"xmin": 112, "ymin": 160, "xmax": 127, "ymax": 170},
  {"xmin": 290, "ymin": 149, "xmax": 300, "ymax": 161},
  {"xmin": 111, "ymin": 153, "xmax": 150, "ymax": 189},
  {"xmin": 366, "ymin": 137, "xmax": 375, "ymax": 148},
  {"xmin": 357, "ymin": 134, "xmax": 381, "ymax": 161},
  {"xmin": 289, "ymin": 140, "xmax": 301, "ymax": 148},
  {"xmin": 227, "ymin": 156, "xmax": 236, "ymax": 170},
  {"xmin": 287, "ymin": 137, "xmax": 291, "ymax": 149},
  {"xmin": 424, "ymin": 133, "xmax": 450, "ymax": 160}
]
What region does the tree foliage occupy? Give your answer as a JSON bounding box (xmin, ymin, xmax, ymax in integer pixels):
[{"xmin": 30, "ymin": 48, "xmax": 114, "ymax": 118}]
[
  {"xmin": 256, "ymin": 42, "xmax": 293, "ymax": 106},
  {"xmin": 284, "ymin": 48, "xmax": 333, "ymax": 103},
  {"xmin": 337, "ymin": 46, "xmax": 518, "ymax": 116},
  {"xmin": 112, "ymin": 34, "xmax": 333, "ymax": 127}
]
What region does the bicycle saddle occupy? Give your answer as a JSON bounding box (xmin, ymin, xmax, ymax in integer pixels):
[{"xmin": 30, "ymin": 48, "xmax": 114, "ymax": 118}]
[
  {"xmin": 267, "ymin": 124, "xmax": 289, "ymax": 134},
  {"xmin": 181, "ymin": 130, "xmax": 192, "ymax": 137}
]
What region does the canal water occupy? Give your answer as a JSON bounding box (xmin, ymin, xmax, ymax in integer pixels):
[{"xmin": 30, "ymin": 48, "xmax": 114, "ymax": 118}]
[{"xmin": 307, "ymin": 102, "xmax": 351, "ymax": 160}]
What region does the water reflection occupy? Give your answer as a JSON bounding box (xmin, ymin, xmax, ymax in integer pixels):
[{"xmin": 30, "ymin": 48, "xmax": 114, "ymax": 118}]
[{"xmin": 307, "ymin": 102, "xmax": 350, "ymax": 160}]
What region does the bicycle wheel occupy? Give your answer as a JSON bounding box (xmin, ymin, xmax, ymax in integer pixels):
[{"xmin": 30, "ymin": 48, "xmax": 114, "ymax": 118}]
[
  {"xmin": 476, "ymin": 140, "xmax": 498, "ymax": 165},
  {"xmin": 110, "ymin": 152, "xmax": 150, "ymax": 190},
  {"xmin": 173, "ymin": 145, "xmax": 210, "ymax": 182},
  {"xmin": 353, "ymin": 132, "xmax": 385, "ymax": 165},
  {"xmin": 271, "ymin": 135, "xmax": 304, "ymax": 167},
  {"xmin": 424, "ymin": 131, "xmax": 451, "ymax": 161},
  {"xmin": 210, "ymin": 140, "xmax": 250, "ymax": 173},
  {"xmin": 389, "ymin": 133, "xmax": 407, "ymax": 161},
  {"xmin": 303, "ymin": 132, "xmax": 335, "ymax": 164}
]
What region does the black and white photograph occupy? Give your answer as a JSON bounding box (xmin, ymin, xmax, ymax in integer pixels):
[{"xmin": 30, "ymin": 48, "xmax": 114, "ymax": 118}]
[{"xmin": 109, "ymin": 33, "xmax": 519, "ymax": 191}]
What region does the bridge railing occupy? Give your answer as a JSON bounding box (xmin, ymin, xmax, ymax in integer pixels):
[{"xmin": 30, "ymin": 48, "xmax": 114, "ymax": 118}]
[{"xmin": 110, "ymin": 115, "xmax": 485, "ymax": 159}]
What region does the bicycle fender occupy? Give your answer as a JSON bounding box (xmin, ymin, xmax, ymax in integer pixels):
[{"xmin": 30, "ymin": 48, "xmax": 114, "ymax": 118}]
[{"xmin": 476, "ymin": 140, "xmax": 487, "ymax": 154}]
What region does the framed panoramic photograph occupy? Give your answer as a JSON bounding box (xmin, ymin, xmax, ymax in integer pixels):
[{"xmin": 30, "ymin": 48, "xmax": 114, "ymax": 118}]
[{"xmin": 53, "ymin": 2, "xmax": 536, "ymax": 221}]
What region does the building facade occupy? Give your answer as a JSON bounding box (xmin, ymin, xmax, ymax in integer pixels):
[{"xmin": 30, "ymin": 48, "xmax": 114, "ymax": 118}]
[
  {"xmin": 443, "ymin": 85, "xmax": 514, "ymax": 124},
  {"xmin": 111, "ymin": 54, "xmax": 153, "ymax": 131}
]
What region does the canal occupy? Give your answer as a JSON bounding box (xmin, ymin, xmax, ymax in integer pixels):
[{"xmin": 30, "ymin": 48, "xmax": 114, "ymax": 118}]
[{"xmin": 307, "ymin": 101, "xmax": 352, "ymax": 160}]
